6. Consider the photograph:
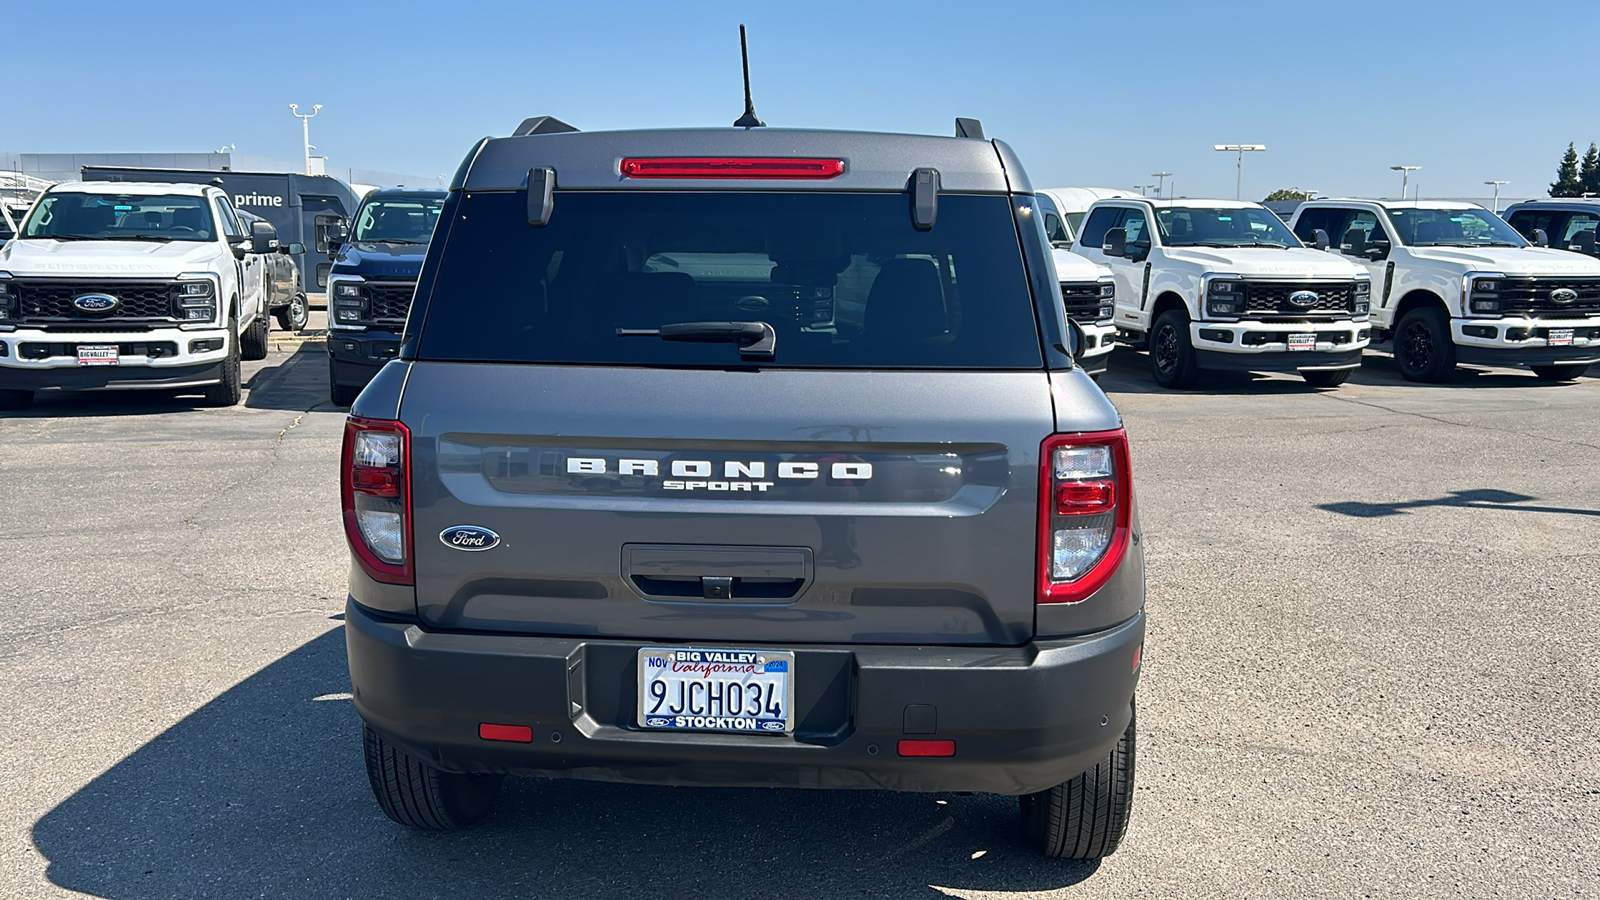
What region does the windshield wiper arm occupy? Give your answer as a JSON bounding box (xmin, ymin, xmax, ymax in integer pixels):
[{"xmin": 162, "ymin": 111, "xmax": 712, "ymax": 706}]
[
  {"xmin": 36, "ymin": 234, "xmax": 99, "ymax": 241},
  {"xmin": 102, "ymin": 234, "xmax": 176, "ymax": 242},
  {"xmin": 367, "ymin": 238, "xmax": 427, "ymax": 245},
  {"xmin": 617, "ymin": 320, "xmax": 776, "ymax": 359}
]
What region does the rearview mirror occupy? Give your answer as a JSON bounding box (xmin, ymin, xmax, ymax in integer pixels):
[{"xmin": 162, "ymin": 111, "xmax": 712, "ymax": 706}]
[
  {"xmin": 1339, "ymin": 228, "xmax": 1367, "ymax": 257},
  {"xmin": 324, "ymin": 222, "xmax": 348, "ymax": 259},
  {"xmin": 1067, "ymin": 319, "xmax": 1084, "ymax": 359},
  {"xmin": 250, "ymin": 220, "xmax": 276, "ymax": 254},
  {"xmin": 1312, "ymin": 228, "xmax": 1330, "ymax": 251},
  {"xmin": 1101, "ymin": 227, "xmax": 1127, "ymax": 258},
  {"xmin": 1126, "ymin": 240, "xmax": 1151, "ymax": 263},
  {"xmin": 283, "ymin": 242, "xmax": 305, "ymax": 255},
  {"xmin": 1532, "ymin": 228, "xmax": 1550, "ymax": 248}
]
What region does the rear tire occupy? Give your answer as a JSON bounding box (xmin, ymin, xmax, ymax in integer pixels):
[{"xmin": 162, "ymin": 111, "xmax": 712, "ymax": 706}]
[
  {"xmin": 241, "ymin": 310, "xmax": 270, "ymax": 361},
  {"xmin": 1530, "ymin": 364, "xmax": 1588, "ymax": 382},
  {"xmin": 1302, "ymin": 368, "xmax": 1352, "ymax": 388},
  {"xmin": 1020, "ymin": 702, "xmax": 1136, "ymax": 859},
  {"xmin": 275, "ymin": 293, "xmax": 309, "ymax": 332},
  {"xmin": 200, "ymin": 318, "xmax": 242, "ymax": 407},
  {"xmin": 1394, "ymin": 307, "xmax": 1455, "ymax": 382},
  {"xmin": 330, "ymin": 357, "xmax": 361, "ymax": 407},
  {"xmin": 363, "ymin": 724, "xmax": 503, "ymax": 830},
  {"xmin": 1149, "ymin": 310, "xmax": 1199, "ymax": 389},
  {"xmin": 0, "ymin": 389, "xmax": 34, "ymax": 411}
]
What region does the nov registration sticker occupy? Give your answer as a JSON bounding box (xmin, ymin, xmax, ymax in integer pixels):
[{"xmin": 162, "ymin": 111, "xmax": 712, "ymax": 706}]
[{"xmin": 637, "ymin": 648, "xmax": 795, "ymax": 734}]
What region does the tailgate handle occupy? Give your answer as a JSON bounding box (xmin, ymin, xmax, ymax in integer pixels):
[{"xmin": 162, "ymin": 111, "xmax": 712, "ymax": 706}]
[{"xmin": 624, "ymin": 544, "xmax": 812, "ymax": 604}]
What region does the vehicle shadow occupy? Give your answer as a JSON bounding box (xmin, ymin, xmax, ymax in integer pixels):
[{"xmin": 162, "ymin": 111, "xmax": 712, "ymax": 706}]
[
  {"xmin": 244, "ymin": 341, "xmax": 334, "ymax": 412},
  {"xmin": 1320, "ymin": 488, "xmax": 1600, "ymax": 519},
  {"xmin": 1350, "ymin": 352, "xmax": 1595, "ymax": 388},
  {"xmin": 33, "ymin": 628, "xmax": 1099, "ymax": 899},
  {"xmin": 1097, "ymin": 349, "xmax": 1333, "ymax": 396}
]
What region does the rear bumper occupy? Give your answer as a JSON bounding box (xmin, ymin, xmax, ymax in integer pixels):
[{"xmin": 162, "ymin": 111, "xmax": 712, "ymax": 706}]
[
  {"xmin": 328, "ymin": 329, "xmax": 401, "ymax": 388},
  {"xmin": 346, "ymin": 599, "xmax": 1144, "ymax": 795}
]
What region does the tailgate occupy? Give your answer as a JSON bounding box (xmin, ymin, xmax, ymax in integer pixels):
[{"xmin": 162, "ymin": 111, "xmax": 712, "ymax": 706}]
[{"xmin": 403, "ymin": 363, "xmax": 1054, "ymax": 646}]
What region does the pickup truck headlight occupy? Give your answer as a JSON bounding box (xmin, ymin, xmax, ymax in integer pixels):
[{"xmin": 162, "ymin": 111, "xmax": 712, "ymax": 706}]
[
  {"xmin": 1205, "ymin": 277, "xmax": 1243, "ymax": 317},
  {"xmin": 0, "ymin": 273, "xmax": 14, "ymax": 321},
  {"xmin": 1465, "ymin": 272, "xmax": 1507, "ymax": 316},
  {"xmin": 332, "ymin": 279, "xmax": 367, "ymax": 324},
  {"xmin": 171, "ymin": 276, "xmax": 217, "ymax": 322},
  {"xmin": 1353, "ymin": 279, "xmax": 1371, "ymax": 315},
  {"xmin": 1097, "ymin": 276, "xmax": 1115, "ymax": 320}
]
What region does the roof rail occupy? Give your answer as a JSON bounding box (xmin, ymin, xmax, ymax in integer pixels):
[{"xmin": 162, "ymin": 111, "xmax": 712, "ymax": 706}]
[
  {"xmin": 954, "ymin": 118, "xmax": 985, "ymax": 140},
  {"xmin": 512, "ymin": 116, "xmax": 580, "ymax": 137}
]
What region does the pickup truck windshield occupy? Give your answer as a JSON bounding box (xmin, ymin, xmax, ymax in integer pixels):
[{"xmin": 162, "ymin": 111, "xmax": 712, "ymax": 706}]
[
  {"xmin": 352, "ymin": 198, "xmax": 444, "ymax": 244},
  {"xmin": 1386, "ymin": 207, "xmax": 1527, "ymax": 248},
  {"xmin": 20, "ymin": 193, "xmax": 214, "ymax": 242},
  {"xmin": 1156, "ymin": 206, "xmax": 1301, "ymax": 248},
  {"xmin": 416, "ymin": 191, "xmax": 1043, "ymax": 369}
]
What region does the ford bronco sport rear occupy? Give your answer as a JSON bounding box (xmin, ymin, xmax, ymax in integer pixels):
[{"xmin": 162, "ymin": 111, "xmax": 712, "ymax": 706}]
[{"xmin": 343, "ymin": 117, "xmax": 1146, "ymax": 858}]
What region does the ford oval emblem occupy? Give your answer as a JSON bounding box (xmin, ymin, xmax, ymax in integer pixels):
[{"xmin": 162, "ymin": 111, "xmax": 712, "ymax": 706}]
[
  {"xmin": 72, "ymin": 293, "xmax": 120, "ymax": 312},
  {"xmin": 1287, "ymin": 290, "xmax": 1320, "ymax": 308},
  {"xmin": 439, "ymin": 525, "xmax": 500, "ymax": 551},
  {"xmin": 1549, "ymin": 287, "xmax": 1578, "ymax": 304}
]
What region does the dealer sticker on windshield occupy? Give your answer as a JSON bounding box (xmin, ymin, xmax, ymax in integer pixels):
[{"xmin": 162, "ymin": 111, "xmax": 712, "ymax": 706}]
[
  {"xmin": 637, "ymin": 648, "xmax": 795, "ymax": 734},
  {"xmin": 1288, "ymin": 333, "xmax": 1316, "ymax": 351}
]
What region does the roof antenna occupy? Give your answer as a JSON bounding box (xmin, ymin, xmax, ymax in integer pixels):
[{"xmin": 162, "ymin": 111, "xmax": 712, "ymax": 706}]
[{"xmin": 733, "ymin": 25, "xmax": 765, "ymax": 129}]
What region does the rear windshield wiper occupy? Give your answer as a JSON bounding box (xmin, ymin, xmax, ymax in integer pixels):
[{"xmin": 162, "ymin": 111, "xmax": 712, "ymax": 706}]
[{"xmin": 617, "ymin": 321, "xmax": 776, "ymax": 359}]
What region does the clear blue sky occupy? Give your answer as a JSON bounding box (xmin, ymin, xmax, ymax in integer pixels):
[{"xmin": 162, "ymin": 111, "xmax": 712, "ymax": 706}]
[{"xmin": 6, "ymin": 0, "xmax": 1586, "ymax": 200}]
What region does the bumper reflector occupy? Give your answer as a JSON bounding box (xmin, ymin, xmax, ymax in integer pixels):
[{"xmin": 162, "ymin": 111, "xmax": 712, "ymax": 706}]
[
  {"xmin": 479, "ymin": 723, "xmax": 534, "ymax": 743},
  {"xmin": 897, "ymin": 739, "xmax": 956, "ymax": 757}
]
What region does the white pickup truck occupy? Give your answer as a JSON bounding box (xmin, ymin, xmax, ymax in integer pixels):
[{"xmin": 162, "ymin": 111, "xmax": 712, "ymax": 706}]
[
  {"xmin": 1035, "ymin": 191, "xmax": 1116, "ymax": 375},
  {"xmin": 1072, "ymin": 198, "xmax": 1372, "ymax": 388},
  {"xmin": 0, "ymin": 182, "xmax": 274, "ymax": 410},
  {"xmin": 1290, "ymin": 199, "xmax": 1600, "ymax": 381}
]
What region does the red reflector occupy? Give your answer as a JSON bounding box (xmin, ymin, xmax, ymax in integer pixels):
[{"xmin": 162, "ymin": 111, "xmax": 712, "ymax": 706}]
[
  {"xmin": 620, "ymin": 157, "xmax": 845, "ymax": 180},
  {"xmin": 1056, "ymin": 480, "xmax": 1115, "ymax": 514},
  {"xmin": 1132, "ymin": 642, "xmax": 1143, "ymax": 672},
  {"xmin": 350, "ymin": 466, "xmax": 400, "ymax": 497},
  {"xmin": 897, "ymin": 739, "xmax": 956, "ymax": 757},
  {"xmin": 478, "ymin": 723, "xmax": 533, "ymax": 743}
]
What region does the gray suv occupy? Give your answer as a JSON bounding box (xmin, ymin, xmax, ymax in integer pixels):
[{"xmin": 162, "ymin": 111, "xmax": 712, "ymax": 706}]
[{"xmin": 341, "ymin": 116, "xmax": 1146, "ymax": 858}]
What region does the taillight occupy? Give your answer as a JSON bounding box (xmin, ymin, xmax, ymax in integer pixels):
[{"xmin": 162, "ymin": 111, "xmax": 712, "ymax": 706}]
[
  {"xmin": 341, "ymin": 416, "xmax": 412, "ymax": 585},
  {"xmin": 1038, "ymin": 429, "xmax": 1132, "ymax": 604},
  {"xmin": 619, "ymin": 157, "xmax": 845, "ymax": 179}
]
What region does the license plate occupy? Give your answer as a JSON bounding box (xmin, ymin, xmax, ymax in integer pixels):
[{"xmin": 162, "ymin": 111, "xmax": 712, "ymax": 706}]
[
  {"xmin": 1548, "ymin": 329, "xmax": 1575, "ymax": 347},
  {"xmin": 1288, "ymin": 333, "xmax": 1316, "ymax": 351},
  {"xmin": 77, "ymin": 345, "xmax": 119, "ymax": 366},
  {"xmin": 637, "ymin": 647, "xmax": 795, "ymax": 734}
]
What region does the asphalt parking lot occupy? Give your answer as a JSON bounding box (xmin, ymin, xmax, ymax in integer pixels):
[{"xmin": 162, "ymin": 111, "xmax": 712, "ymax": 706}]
[{"xmin": 1, "ymin": 347, "xmax": 1595, "ymax": 899}]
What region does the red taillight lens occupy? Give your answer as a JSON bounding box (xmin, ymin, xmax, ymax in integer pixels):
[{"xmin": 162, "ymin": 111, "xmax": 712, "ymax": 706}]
[
  {"xmin": 1038, "ymin": 429, "xmax": 1132, "ymax": 604},
  {"xmin": 619, "ymin": 157, "xmax": 845, "ymax": 180},
  {"xmin": 341, "ymin": 416, "xmax": 413, "ymax": 585}
]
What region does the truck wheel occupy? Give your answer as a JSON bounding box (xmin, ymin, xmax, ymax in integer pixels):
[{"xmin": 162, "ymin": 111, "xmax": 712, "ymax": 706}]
[
  {"xmin": 330, "ymin": 358, "xmax": 361, "ymax": 407},
  {"xmin": 200, "ymin": 318, "xmax": 243, "ymax": 407},
  {"xmin": 363, "ymin": 724, "xmax": 503, "ymax": 830},
  {"xmin": 1394, "ymin": 307, "xmax": 1455, "ymax": 382},
  {"xmin": 1302, "ymin": 369, "xmax": 1352, "ymax": 388},
  {"xmin": 1149, "ymin": 311, "xmax": 1199, "ymax": 389},
  {"xmin": 1530, "ymin": 364, "xmax": 1588, "ymax": 382},
  {"xmin": 241, "ymin": 310, "xmax": 270, "ymax": 361},
  {"xmin": 0, "ymin": 389, "xmax": 34, "ymax": 411},
  {"xmin": 275, "ymin": 294, "xmax": 309, "ymax": 332},
  {"xmin": 1019, "ymin": 702, "xmax": 1136, "ymax": 859}
]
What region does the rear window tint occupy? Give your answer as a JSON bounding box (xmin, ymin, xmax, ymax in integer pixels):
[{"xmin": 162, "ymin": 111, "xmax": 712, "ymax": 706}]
[{"xmin": 416, "ymin": 191, "xmax": 1042, "ymax": 369}]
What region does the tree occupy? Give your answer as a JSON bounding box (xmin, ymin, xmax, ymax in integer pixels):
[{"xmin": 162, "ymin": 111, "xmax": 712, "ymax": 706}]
[
  {"xmin": 1581, "ymin": 143, "xmax": 1600, "ymax": 197},
  {"xmin": 1551, "ymin": 143, "xmax": 1583, "ymax": 197},
  {"xmin": 1263, "ymin": 189, "xmax": 1310, "ymax": 201}
]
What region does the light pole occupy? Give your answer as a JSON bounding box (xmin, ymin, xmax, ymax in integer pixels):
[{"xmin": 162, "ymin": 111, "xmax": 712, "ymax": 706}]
[
  {"xmin": 1391, "ymin": 165, "xmax": 1420, "ymax": 200},
  {"xmin": 289, "ymin": 104, "xmax": 322, "ymax": 176},
  {"xmin": 1214, "ymin": 145, "xmax": 1266, "ymax": 200},
  {"xmin": 1151, "ymin": 171, "xmax": 1172, "ymax": 199},
  {"xmin": 1484, "ymin": 180, "xmax": 1508, "ymax": 213}
]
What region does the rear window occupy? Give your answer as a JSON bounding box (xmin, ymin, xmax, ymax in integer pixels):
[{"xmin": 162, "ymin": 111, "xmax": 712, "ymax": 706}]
[{"xmin": 416, "ymin": 191, "xmax": 1043, "ymax": 369}]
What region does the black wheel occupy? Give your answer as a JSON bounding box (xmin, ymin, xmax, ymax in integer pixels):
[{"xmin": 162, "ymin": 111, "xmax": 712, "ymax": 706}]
[
  {"xmin": 275, "ymin": 293, "xmax": 309, "ymax": 332},
  {"xmin": 1302, "ymin": 368, "xmax": 1352, "ymax": 388},
  {"xmin": 0, "ymin": 389, "xmax": 34, "ymax": 411},
  {"xmin": 330, "ymin": 357, "xmax": 361, "ymax": 407},
  {"xmin": 363, "ymin": 724, "xmax": 503, "ymax": 830},
  {"xmin": 200, "ymin": 318, "xmax": 242, "ymax": 407},
  {"xmin": 1020, "ymin": 702, "xmax": 1136, "ymax": 859},
  {"xmin": 241, "ymin": 310, "xmax": 270, "ymax": 361},
  {"xmin": 1530, "ymin": 364, "xmax": 1588, "ymax": 382},
  {"xmin": 1148, "ymin": 310, "xmax": 1199, "ymax": 389},
  {"xmin": 1393, "ymin": 307, "xmax": 1455, "ymax": 382}
]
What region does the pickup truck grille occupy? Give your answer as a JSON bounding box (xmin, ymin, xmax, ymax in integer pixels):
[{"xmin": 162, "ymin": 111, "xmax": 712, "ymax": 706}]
[
  {"xmin": 1060, "ymin": 282, "xmax": 1112, "ymax": 324},
  {"xmin": 13, "ymin": 279, "xmax": 177, "ymax": 324},
  {"xmin": 1242, "ymin": 280, "xmax": 1355, "ymax": 317},
  {"xmin": 366, "ymin": 281, "xmax": 416, "ymax": 325},
  {"xmin": 1486, "ymin": 278, "xmax": 1600, "ymax": 316}
]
